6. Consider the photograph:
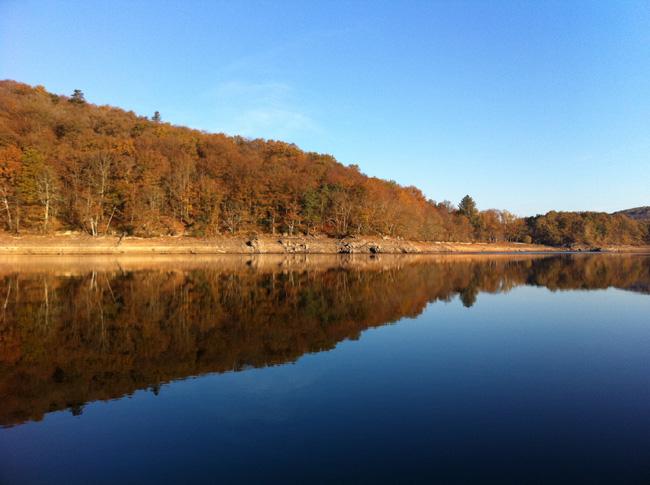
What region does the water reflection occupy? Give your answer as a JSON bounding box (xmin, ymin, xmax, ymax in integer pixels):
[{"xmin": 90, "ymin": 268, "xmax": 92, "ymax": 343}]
[{"xmin": 0, "ymin": 253, "xmax": 648, "ymax": 427}]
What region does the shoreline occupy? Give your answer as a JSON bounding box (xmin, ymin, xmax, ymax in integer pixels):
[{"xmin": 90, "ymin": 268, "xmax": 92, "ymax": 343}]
[
  {"xmin": 1, "ymin": 234, "xmax": 648, "ymax": 255},
  {"xmin": 1, "ymin": 252, "xmax": 645, "ymax": 277}
]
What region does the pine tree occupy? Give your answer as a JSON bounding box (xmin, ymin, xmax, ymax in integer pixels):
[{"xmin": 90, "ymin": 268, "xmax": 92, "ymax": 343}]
[
  {"xmin": 69, "ymin": 89, "xmax": 86, "ymax": 104},
  {"xmin": 458, "ymin": 195, "xmax": 477, "ymax": 219}
]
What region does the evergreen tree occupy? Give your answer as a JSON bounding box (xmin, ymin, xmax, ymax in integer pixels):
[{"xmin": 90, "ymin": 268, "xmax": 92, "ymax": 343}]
[
  {"xmin": 69, "ymin": 89, "xmax": 86, "ymax": 104},
  {"xmin": 458, "ymin": 195, "xmax": 478, "ymax": 219}
]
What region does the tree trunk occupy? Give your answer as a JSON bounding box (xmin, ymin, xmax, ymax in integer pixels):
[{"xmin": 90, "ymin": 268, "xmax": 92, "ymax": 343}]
[
  {"xmin": 105, "ymin": 206, "xmax": 116, "ymax": 234},
  {"xmin": 1, "ymin": 193, "xmax": 12, "ymax": 231},
  {"xmin": 43, "ymin": 182, "xmax": 50, "ymax": 233}
]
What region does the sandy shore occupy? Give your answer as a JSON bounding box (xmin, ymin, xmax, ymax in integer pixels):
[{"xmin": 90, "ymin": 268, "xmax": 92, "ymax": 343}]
[{"xmin": 0, "ymin": 234, "xmax": 647, "ymax": 255}]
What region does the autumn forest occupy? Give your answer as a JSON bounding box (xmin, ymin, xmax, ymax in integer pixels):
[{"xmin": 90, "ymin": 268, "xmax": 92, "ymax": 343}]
[{"xmin": 0, "ymin": 81, "xmax": 647, "ymax": 246}]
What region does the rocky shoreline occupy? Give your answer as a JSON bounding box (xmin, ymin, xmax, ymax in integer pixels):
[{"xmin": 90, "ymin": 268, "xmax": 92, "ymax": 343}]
[{"xmin": 1, "ymin": 233, "xmax": 646, "ymax": 255}]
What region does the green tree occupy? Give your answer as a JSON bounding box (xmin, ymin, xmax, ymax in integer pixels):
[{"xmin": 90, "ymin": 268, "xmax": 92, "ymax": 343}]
[
  {"xmin": 302, "ymin": 186, "xmax": 330, "ymax": 235},
  {"xmin": 0, "ymin": 145, "xmax": 21, "ymax": 231},
  {"xmin": 458, "ymin": 194, "xmax": 482, "ymax": 239},
  {"xmin": 17, "ymin": 148, "xmax": 59, "ymax": 232},
  {"xmin": 458, "ymin": 195, "xmax": 478, "ymax": 220},
  {"xmin": 69, "ymin": 89, "xmax": 86, "ymax": 104}
]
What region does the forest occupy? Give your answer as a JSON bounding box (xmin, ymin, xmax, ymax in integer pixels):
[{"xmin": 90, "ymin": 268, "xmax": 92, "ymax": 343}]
[{"xmin": 0, "ymin": 80, "xmax": 647, "ymax": 246}]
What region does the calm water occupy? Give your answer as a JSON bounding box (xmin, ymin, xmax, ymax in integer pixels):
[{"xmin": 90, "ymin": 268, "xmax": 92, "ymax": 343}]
[{"xmin": 0, "ymin": 253, "xmax": 649, "ymax": 484}]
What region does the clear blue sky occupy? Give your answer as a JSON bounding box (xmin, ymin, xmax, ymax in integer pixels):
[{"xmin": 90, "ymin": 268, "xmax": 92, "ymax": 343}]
[{"xmin": 1, "ymin": 0, "xmax": 648, "ymax": 215}]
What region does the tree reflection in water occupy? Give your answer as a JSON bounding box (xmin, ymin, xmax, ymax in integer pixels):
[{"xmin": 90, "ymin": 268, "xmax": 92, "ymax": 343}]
[{"xmin": 0, "ymin": 253, "xmax": 648, "ymax": 427}]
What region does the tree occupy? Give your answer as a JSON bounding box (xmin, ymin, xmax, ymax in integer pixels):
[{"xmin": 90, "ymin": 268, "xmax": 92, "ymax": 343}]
[
  {"xmin": 302, "ymin": 186, "xmax": 330, "ymax": 235},
  {"xmin": 499, "ymin": 210, "xmax": 526, "ymax": 242},
  {"xmin": 69, "ymin": 89, "xmax": 86, "ymax": 104},
  {"xmin": 152, "ymin": 111, "xmax": 161, "ymax": 123},
  {"xmin": 478, "ymin": 209, "xmax": 503, "ymax": 242},
  {"xmin": 458, "ymin": 195, "xmax": 481, "ymax": 239},
  {"xmin": 82, "ymin": 151, "xmax": 117, "ymax": 236},
  {"xmin": 0, "ymin": 145, "xmax": 21, "ymax": 231},
  {"xmin": 328, "ymin": 185, "xmax": 355, "ymax": 236},
  {"xmin": 17, "ymin": 149, "xmax": 59, "ymax": 232},
  {"xmin": 458, "ymin": 195, "xmax": 478, "ymax": 220}
]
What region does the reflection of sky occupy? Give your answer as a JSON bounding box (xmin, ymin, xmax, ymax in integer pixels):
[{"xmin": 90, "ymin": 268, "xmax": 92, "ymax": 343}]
[{"xmin": 1, "ymin": 286, "xmax": 649, "ymax": 483}]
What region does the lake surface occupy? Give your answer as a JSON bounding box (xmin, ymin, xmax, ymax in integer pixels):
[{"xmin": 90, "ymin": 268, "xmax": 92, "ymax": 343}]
[{"xmin": 0, "ymin": 253, "xmax": 649, "ymax": 483}]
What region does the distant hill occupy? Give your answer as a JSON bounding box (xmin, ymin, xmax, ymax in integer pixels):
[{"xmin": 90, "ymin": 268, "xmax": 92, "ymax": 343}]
[{"xmin": 614, "ymin": 207, "xmax": 650, "ymax": 221}]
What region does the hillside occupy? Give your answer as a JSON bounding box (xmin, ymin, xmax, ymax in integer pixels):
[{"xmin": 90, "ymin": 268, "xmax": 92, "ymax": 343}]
[
  {"xmin": 614, "ymin": 206, "xmax": 650, "ymax": 221},
  {"xmin": 0, "ymin": 80, "xmax": 648, "ymax": 247},
  {"xmin": 0, "ymin": 81, "xmax": 485, "ymax": 241}
]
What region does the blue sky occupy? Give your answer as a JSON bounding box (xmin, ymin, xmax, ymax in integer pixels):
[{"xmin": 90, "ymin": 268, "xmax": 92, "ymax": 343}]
[{"xmin": 1, "ymin": 0, "xmax": 648, "ymax": 215}]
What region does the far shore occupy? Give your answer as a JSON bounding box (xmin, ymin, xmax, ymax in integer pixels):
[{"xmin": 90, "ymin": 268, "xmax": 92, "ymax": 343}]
[{"xmin": 1, "ymin": 234, "xmax": 648, "ymax": 256}]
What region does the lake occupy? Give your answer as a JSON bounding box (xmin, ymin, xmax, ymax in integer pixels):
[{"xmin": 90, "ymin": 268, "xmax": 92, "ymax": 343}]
[{"xmin": 0, "ymin": 253, "xmax": 649, "ymax": 483}]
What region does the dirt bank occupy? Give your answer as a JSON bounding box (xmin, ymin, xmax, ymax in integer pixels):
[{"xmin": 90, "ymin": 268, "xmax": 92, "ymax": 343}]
[{"xmin": 0, "ymin": 234, "xmax": 647, "ymax": 255}]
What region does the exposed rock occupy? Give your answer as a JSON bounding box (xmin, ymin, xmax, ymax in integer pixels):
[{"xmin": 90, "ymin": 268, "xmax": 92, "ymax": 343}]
[
  {"xmin": 338, "ymin": 241, "xmax": 353, "ymax": 254},
  {"xmin": 0, "ymin": 233, "xmax": 608, "ymax": 255},
  {"xmin": 278, "ymin": 238, "xmax": 309, "ymax": 253},
  {"xmin": 245, "ymin": 238, "xmax": 259, "ymax": 252}
]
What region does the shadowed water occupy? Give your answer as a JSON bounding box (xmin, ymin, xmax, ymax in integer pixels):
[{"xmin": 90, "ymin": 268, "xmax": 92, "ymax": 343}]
[{"xmin": 0, "ymin": 254, "xmax": 649, "ymax": 483}]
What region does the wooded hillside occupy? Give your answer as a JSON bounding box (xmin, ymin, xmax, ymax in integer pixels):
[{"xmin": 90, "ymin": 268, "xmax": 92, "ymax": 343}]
[
  {"xmin": 614, "ymin": 206, "xmax": 650, "ymax": 222},
  {"xmin": 0, "ymin": 80, "xmax": 647, "ymax": 246}
]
